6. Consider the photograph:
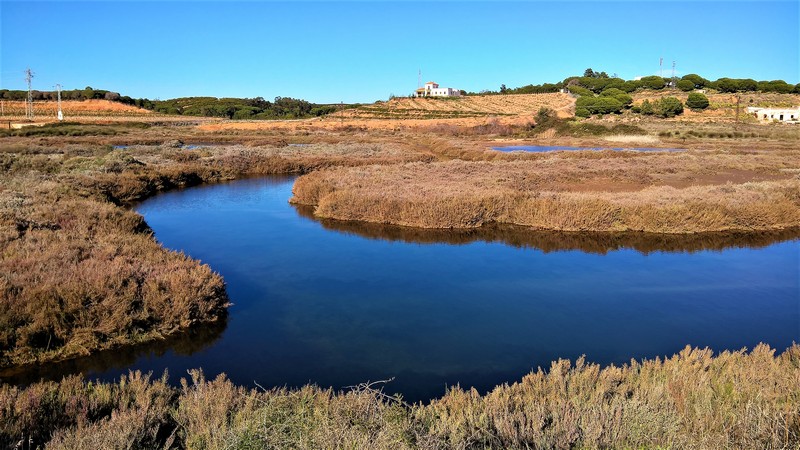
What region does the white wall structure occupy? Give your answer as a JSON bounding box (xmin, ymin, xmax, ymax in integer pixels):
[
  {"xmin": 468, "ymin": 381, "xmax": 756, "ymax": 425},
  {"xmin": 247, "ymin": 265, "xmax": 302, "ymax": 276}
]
[
  {"xmin": 746, "ymin": 106, "xmax": 800, "ymax": 123},
  {"xmin": 415, "ymin": 81, "xmax": 461, "ymax": 97}
]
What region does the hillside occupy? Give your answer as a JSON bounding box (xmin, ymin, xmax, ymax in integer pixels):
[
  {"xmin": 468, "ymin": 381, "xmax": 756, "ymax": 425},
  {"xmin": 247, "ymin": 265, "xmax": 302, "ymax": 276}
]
[
  {"xmin": 0, "ymin": 99, "xmax": 155, "ymax": 119},
  {"xmin": 630, "ymin": 91, "xmax": 800, "ymax": 122},
  {"xmin": 333, "ymin": 93, "xmax": 576, "ymax": 120}
]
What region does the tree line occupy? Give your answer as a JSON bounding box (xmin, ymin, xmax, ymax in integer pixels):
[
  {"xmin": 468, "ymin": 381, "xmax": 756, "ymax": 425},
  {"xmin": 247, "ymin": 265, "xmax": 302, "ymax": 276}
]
[
  {"xmin": 0, "ymin": 88, "xmax": 340, "ymax": 120},
  {"xmin": 470, "ymin": 68, "xmax": 800, "ymax": 97}
]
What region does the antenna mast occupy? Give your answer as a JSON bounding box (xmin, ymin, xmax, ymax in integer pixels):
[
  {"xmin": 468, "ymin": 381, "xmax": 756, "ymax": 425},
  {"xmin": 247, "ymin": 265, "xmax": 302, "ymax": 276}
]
[
  {"xmin": 56, "ymin": 84, "xmax": 63, "ymax": 121},
  {"xmin": 659, "ymin": 58, "xmax": 663, "ymax": 78},
  {"xmin": 418, "ymin": 69, "xmax": 422, "ymax": 89},
  {"xmin": 24, "ymin": 68, "xmax": 34, "ymax": 120}
]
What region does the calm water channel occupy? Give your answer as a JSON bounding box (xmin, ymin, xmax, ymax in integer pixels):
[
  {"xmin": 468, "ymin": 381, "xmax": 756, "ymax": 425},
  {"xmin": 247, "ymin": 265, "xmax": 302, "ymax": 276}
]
[{"xmin": 6, "ymin": 176, "xmax": 800, "ymax": 402}]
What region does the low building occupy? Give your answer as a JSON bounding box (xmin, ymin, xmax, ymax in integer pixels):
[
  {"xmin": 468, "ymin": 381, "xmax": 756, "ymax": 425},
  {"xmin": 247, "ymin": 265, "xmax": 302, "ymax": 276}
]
[
  {"xmin": 746, "ymin": 106, "xmax": 800, "ymax": 123},
  {"xmin": 415, "ymin": 81, "xmax": 461, "ymax": 98}
]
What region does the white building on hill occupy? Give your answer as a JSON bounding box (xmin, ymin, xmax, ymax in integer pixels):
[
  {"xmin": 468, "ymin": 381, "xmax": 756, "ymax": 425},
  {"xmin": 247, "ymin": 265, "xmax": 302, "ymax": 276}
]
[
  {"xmin": 746, "ymin": 106, "xmax": 800, "ymax": 123},
  {"xmin": 415, "ymin": 81, "xmax": 461, "ymax": 97}
]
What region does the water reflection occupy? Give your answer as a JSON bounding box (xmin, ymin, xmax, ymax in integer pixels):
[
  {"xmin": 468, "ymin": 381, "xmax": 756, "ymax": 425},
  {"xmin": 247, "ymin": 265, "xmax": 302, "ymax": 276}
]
[
  {"xmin": 0, "ymin": 320, "xmax": 226, "ymax": 385},
  {"xmin": 295, "ymin": 205, "xmax": 800, "ymax": 254}
]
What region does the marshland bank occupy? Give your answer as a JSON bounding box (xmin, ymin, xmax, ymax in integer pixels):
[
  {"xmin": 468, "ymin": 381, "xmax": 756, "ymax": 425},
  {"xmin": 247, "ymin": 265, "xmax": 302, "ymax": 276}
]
[
  {"xmin": 3, "ymin": 344, "xmax": 799, "ymax": 449},
  {"xmin": 291, "ymin": 147, "xmax": 800, "ymax": 233}
]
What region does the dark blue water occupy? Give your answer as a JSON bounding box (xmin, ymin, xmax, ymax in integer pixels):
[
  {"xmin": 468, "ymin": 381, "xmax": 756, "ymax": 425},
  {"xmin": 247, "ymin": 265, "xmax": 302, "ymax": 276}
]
[
  {"xmin": 7, "ymin": 177, "xmax": 799, "ymax": 402},
  {"xmin": 493, "ymin": 145, "xmax": 684, "ymax": 153}
]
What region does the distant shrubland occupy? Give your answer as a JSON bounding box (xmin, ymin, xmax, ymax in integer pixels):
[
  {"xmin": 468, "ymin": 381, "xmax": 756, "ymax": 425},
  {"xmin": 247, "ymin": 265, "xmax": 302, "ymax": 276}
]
[{"xmin": 0, "ymin": 89, "xmax": 343, "ymax": 119}]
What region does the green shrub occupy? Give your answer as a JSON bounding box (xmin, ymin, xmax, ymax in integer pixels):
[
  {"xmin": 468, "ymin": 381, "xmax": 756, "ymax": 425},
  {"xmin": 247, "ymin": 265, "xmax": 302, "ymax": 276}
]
[
  {"xmin": 601, "ymin": 88, "xmax": 633, "ymax": 108},
  {"xmin": 716, "ymin": 78, "xmax": 740, "ymax": 93},
  {"xmin": 640, "ymin": 76, "xmax": 666, "ymax": 90},
  {"xmin": 567, "ymin": 85, "xmax": 594, "ymax": 97},
  {"xmin": 681, "ymin": 74, "xmax": 707, "ymax": 88},
  {"xmin": 576, "ymin": 96, "xmax": 624, "ymax": 115},
  {"xmin": 655, "ymin": 97, "xmax": 684, "ymax": 118},
  {"xmin": 639, "ymin": 100, "xmax": 655, "ymax": 115},
  {"xmin": 575, "ymin": 107, "xmax": 590, "ymax": 118},
  {"xmin": 686, "ymin": 92, "xmax": 710, "ymax": 110},
  {"xmin": 677, "ymin": 79, "xmax": 695, "ymax": 91}
]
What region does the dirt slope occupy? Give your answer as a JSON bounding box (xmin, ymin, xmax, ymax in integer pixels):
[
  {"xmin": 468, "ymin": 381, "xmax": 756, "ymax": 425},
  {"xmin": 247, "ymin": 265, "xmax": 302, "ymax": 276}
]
[
  {"xmin": 334, "ymin": 93, "xmax": 576, "ymax": 120},
  {"xmin": 0, "ymin": 100, "xmax": 155, "ymax": 118}
]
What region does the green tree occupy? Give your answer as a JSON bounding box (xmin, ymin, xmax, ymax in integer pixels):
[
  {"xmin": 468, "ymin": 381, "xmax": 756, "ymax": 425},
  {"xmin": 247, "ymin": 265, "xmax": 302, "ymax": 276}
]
[
  {"xmin": 677, "ymin": 79, "xmax": 695, "ymax": 91},
  {"xmin": 681, "ymin": 74, "xmax": 707, "ymax": 88},
  {"xmin": 716, "ymin": 78, "xmax": 740, "ymax": 93},
  {"xmin": 600, "ymin": 88, "xmax": 632, "ymax": 108},
  {"xmin": 640, "ymin": 76, "xmax": 665, "ymax": 90},
  {"xmin": 763, "ymin": 80, "xmax": 794, "ymax": 93},
  {"xmin": 621, "ymin": 80, "xmax": 640, "ymax": 92},
  {"xmin": 567, "ymin": 86, "xmax": 594, "ymax": 97},
  {"xmin": 655, "ymin": 97, "xmax": 684, "ymax": 118},
  {"xmin": 576, "ymin": 96, "xmax": 623, "ymax": 115},
  {"xmin": 686, "ymin": 92, "xmax": 710, "ymax": 110},
  {"xmin": 739, "ymin": 79, "xmax": 758, "ymax": 92}
]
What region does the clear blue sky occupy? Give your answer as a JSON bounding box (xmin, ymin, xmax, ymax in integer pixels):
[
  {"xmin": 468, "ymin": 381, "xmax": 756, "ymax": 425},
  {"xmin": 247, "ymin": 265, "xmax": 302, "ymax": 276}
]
[{"xmin": 1, "ymin": 1, "xmax": 798, "ymax": 103}]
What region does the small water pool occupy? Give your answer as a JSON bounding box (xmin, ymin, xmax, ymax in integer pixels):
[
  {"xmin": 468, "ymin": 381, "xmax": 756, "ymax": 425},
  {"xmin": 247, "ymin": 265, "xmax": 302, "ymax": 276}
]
[{"xmin": 493, "ymin": 145, "xmax": 684, "ymax": 153}]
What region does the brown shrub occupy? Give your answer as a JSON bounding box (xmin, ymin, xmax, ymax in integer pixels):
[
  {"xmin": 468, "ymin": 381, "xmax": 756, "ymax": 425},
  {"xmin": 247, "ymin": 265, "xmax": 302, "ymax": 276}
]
[{"xmin": 1, "ymin": 345, "xmax": 797, "ymax": 449}]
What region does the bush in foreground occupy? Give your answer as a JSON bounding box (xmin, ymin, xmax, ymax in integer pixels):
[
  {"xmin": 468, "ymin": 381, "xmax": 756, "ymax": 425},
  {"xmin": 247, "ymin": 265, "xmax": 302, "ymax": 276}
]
[{"xmin": 1, "ymin": 344, "xmax": 798, "ymax": 449}]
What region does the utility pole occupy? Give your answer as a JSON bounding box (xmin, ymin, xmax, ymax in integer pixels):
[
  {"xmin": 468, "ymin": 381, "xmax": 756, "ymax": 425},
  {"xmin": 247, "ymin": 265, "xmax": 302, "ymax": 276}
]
[
  {"xmin": 55, "ymin": 84, "xmax": 63, "ymax": 121},
  {"xmin": 735, "ymin": 94, "xmax": 741, "ymax": 129},
  {"xmin": 659, "ymin": 57, "xmax": 663, "ymax": 78},
  {"xmin": 24, "ymin": 68, "xmax": 34, "ymax": 120}
]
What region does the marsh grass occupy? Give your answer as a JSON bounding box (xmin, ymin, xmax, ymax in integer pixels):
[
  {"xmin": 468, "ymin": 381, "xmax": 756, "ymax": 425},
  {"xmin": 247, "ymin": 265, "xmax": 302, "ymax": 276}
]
[
  {"xmin": 0, "ymin": 141, "xmax": 430, "ymax": 368},
  {"xmin": 291, "ymin": 155, "xmax": 800, "ymax": 232},
  {"xmin": 1, "ymin": 344, "xmax": 797, "ymax": 449}
]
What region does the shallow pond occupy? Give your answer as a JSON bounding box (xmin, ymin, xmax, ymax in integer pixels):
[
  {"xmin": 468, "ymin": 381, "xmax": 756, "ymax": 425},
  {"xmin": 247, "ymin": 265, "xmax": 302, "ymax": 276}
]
[
  {"xmin": 493, "ymin": 145, "xmax": 684, "ymax": 153},
  {"xmin": 5, "ymin": 177, "xmax": 799, "ymax": 402}
]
